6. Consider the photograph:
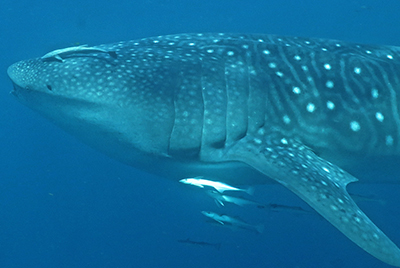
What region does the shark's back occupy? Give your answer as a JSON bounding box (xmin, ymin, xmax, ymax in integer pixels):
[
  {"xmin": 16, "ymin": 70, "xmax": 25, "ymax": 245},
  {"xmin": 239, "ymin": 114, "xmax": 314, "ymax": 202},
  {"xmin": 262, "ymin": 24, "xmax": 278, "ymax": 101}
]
[
  {"xmin": 94, "ymin": 33, "xmax": 400, "ymax": 164},
  {"xmin": 8, "ymin": 33, "xmax": 400, "ymax": 164}
]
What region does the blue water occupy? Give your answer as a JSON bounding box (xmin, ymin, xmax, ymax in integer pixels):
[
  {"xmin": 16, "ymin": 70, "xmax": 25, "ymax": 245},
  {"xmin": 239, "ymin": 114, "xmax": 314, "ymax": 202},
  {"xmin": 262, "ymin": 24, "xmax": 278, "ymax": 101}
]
[{"xmin": 1, "ymin": 0, "xmax": 400, "ymax": 267}]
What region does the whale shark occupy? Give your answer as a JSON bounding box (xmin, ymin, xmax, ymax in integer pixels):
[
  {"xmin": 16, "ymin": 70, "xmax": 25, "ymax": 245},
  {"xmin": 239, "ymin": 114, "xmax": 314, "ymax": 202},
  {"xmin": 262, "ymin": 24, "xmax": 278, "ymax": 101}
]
[{"xmin": 7, "ymin": 33, "xmax": 400, "ymax": 266}]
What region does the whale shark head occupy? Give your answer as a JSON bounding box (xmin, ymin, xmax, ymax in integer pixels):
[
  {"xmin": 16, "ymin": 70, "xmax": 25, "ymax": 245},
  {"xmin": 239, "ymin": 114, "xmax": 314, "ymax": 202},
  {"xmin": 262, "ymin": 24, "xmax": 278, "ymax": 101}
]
[
  {"xmin": 8, "ymin": 48, "xmax": 175, "ymax": 157},
  {"xmin": 7, "ymin": 39, "xmax": 264, "ymax": 182}
]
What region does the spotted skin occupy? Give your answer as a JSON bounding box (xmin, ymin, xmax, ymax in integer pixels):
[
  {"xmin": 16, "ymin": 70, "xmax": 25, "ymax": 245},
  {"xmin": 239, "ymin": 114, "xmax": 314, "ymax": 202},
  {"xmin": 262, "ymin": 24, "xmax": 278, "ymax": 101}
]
[{"xmin": 7, "ymin": 33, "xmax": 400, "ymax": 266}]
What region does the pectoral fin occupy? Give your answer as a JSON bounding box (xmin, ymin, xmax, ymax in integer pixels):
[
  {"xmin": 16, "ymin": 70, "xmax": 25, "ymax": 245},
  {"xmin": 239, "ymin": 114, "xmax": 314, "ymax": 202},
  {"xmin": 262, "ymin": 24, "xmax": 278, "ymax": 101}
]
[{"xmin": 226, "ymin": 134, "xmax": 400, "ymax": 267}]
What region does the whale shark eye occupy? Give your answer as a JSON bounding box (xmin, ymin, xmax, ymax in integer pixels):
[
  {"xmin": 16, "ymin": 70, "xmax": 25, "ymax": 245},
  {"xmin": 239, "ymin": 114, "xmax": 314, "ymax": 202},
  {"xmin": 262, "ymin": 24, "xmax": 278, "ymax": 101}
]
[{"xmin": 46, "ymin": 85, "xmax": 52, "ymax": 91}]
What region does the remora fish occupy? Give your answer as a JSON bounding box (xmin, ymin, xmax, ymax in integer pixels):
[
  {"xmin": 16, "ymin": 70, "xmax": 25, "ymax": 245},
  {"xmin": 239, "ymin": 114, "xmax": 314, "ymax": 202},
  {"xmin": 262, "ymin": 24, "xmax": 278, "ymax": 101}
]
[
  {"xmin": 350, "ymin": 193, "xmax": 387, "ymax": 206},
  {"xmin": 206, "ymin": 190, "xmax": 261, "ymax": 207},
  {"xmin": 177, "ymin": 238, "xmax": 221, "ymax": 250},
  {"xmin": 180, "ymin": 177, "xmax": 253, "ymax": 194},
  {"xmin": 7, "ymin": 33, "xmax": 400, "ymax": 266},
  {"xmin": 259, "ymin": 203, "xmax": 314, "ymax": 215},
  {"xmin": 41, "ymin": 45, "xmax": 117, "ymax": 62},
  {"xmin": 201, "ymin": 211, "xmax": 264, "ymax": 234}
]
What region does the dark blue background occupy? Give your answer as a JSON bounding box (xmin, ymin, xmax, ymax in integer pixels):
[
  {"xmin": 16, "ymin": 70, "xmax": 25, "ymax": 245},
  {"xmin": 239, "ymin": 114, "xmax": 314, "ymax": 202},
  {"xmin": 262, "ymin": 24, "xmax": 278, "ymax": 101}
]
[{"xmin": 1, "ymin": 0, "xmax": 400, "ymax": 267}]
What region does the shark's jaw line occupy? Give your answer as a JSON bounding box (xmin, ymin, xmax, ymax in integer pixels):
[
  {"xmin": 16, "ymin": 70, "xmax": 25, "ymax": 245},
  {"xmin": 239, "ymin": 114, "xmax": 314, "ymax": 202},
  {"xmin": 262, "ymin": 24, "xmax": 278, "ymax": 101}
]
[{"xmin": 7, "ymin": 33, "xmax": 400, "ymax": 266}]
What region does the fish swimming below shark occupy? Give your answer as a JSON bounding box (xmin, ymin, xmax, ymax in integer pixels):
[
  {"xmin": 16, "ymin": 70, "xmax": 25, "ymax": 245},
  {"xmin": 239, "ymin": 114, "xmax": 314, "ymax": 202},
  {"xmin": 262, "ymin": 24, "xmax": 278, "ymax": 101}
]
[
  {"xmin": 201, "ymin": 211, "xmax": 265, "ymax": 234},
  {"xmin": 206, "ymin": 190, "xmax": 314, "ymax": 215},
  {"xmin": 259, "ymin": 202, "xmax": 315, "ymax": 215},
  {"xmin": 177, "ymin": 238, "xmax": 221, "ymax": 250},
  {"xmin": 205, "ymin": 190, "xmax": 262, "ymax": 207},
  {"xmin": 6, "ymin": 33, "xmax": 400, "ymax": 266},
  {"xmin": 179, "ymin": 176, "xmax": 254, "ymax": 194}
]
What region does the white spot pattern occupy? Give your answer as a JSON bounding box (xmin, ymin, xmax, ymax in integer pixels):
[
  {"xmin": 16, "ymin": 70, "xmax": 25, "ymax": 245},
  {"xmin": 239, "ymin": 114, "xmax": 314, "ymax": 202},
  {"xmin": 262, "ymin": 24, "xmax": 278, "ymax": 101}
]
[
  {"xmin": 386, "ymin": 135, "xmax": 394, "ymax": 146},
  {"xmin": 326, "ymin": 81, "xmax": 334, "ymax": 88},
  {"xmin": 375, "ymin": 112, "xmax": 384, "ymax": 122},
  {"xmin": 283, "ymin": 115, "xmax": 291, "ymax": 124},
  {"xmin": 306, "ymin": 103, "xmax": 315, "ymax": 113},
  {"xmin": 350, "ymin": 121, "xmax": 361, "ymax": 132},
  {"xmin": 326, "ymin": 101, "xmax": 335, "ymax": 110},
  {"xmin": 268, "ymin": 62, "xmax": 277, "ymax": 68},
  {"xmin": 292, "ymin": 86, "xmax": 301, "ymax": 94},
  {"xmin": 354, "ymin": 67, "xmax": 361, "ymax": 74},
  {"xmin": 371, "ymin": 89, "xmax": 379, "ymax": 99}
]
